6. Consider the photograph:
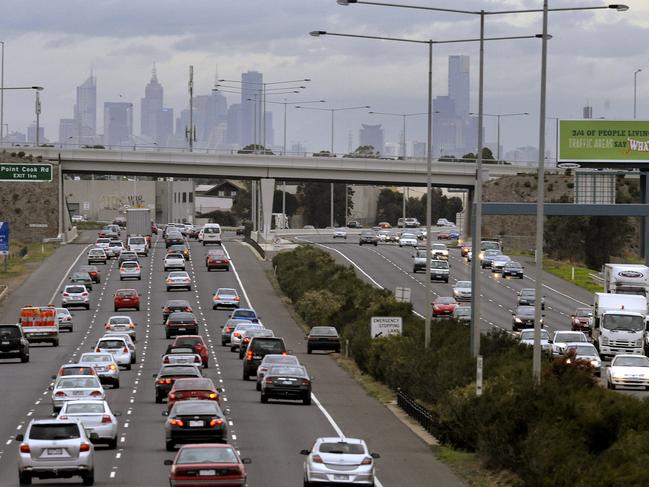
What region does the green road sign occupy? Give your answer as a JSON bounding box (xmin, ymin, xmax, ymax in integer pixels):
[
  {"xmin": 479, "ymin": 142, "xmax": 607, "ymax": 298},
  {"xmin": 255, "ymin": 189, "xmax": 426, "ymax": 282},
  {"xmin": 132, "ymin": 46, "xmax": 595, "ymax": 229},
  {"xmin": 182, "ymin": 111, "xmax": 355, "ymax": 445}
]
[
  {"xmin": 0, "ymin": 163, "xmax": 52, "ymax": 181},
  {"xmin": 559, "ymin": 119, "xmax": 649, "ymax": 165}
]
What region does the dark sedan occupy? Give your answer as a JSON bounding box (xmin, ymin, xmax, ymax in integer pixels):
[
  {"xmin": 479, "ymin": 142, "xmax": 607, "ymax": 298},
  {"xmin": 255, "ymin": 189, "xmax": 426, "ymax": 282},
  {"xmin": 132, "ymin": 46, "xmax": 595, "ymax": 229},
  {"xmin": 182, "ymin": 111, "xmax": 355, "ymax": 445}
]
[
  {"xmin": 512, "ymin": 305, "xmax": 543, "ymax": 332},
  {"xmin": 306, "ymin": 326, "xmax": 341, "ymax": 354},
  {"xmin": 164, "ymin": 400, "xmax": 227, "ymax": 451},
  {"xmin": 165, "ymin": 312, "xmax": 199, "ymax": 339},
  {"xmin": 260, "ymin": 365, "xmax": 312, "ymax": 405},
  {"xmin": 153, "ymin": 364, "xmax": 202, "ymax": 404},
  {"xmin": 162, "ymin": 300, "xmax": 193, "ymax": 323},
  {"xmin": 359, "ymin": 231, "xmax": 379, "ymax": 246},
  {"xmin": 502, "ymin": 261, "xmax": 524, "ymax": 279}
]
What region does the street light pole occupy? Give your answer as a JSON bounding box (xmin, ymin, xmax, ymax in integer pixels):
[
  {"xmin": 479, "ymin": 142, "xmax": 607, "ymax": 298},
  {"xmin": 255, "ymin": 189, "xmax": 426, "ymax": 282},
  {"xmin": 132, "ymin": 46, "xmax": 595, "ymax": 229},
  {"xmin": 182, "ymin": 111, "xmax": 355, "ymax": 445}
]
[
  {"xmin": 0, "ymin": 41, "xmax": 4, "ymax": 147},
  {"xmin": 470, "ymin": 112, "xmax": 529, "ymax": 162},
  {"xmin": 425, "ymin": 40, "xmax": 433, "ymax": 348},
  {"xmin": 35, "ymin": 91, "xmax": 41, "ymax": 147}
]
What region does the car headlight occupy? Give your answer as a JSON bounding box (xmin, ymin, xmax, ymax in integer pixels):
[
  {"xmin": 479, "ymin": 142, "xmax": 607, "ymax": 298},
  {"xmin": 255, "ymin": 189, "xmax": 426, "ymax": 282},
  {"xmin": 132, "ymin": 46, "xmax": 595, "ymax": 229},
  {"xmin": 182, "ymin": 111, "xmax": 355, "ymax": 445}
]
[
  {"xmin": 514, "ymin": 318, "xmax": 522, "ymax": 323},
  {"xmin": 590, "ymin": 360, "xmax": 600, "ymax": 367},
  {"xmin": 636, "ymin": 339, "xmax": 644, "ymax": 347},
  {"xmin": 601, "ymin": 337, "xmax": 609, "ymax": 345}
]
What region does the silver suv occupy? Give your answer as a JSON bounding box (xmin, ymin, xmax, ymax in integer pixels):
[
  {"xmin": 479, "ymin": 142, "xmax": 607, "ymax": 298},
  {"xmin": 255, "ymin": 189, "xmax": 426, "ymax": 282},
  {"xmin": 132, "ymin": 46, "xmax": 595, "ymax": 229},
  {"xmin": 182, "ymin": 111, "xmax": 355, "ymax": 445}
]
[{"xmin": 16, "ymin": 419, "xmax": 95, "ymax": 485}]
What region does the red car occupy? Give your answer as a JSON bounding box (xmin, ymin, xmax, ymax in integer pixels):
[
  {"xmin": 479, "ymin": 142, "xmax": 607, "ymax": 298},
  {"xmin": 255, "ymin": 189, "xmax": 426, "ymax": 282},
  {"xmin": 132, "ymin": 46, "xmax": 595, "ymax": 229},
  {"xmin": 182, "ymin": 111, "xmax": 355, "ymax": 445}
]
[
  {"xmin": 432, "ymin": 297, "xmax": 458, "ymax": 317},
  {"xmin": 170, "ymin": 335, "xmax": 209, "ymax": 368},
  {"xmin": 205, "ymin": 250, "xmax": 230, "ymax": 272},
  {"xmin": 167, "ymin": 378, "xmax": 220, "ymax": 411},
  {"xmin": 460, "ymin": 244, "xmax": 472, "ymax": 258},
  {"xmin": 571, "ymin": 307, "xmax": 594, "ymax": 334},
  {"xmin": 164, "ymin": 444, "xmax": 251, "ymax": 486},
  {"xmin": 114, "ymin": 289, "xmax": 141, "ymax": 311},
  {"xmin": 437, "ymin": 232, "xmax": 451, "ymax": 240}
]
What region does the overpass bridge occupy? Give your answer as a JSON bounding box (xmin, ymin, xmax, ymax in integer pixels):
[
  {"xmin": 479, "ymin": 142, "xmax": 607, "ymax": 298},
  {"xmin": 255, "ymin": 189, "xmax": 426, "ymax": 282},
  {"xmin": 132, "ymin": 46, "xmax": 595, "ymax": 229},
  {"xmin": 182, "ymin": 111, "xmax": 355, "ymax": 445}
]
[{"xmin": 25, "ymin": 147, "xmax": 538, "ymax": 240}]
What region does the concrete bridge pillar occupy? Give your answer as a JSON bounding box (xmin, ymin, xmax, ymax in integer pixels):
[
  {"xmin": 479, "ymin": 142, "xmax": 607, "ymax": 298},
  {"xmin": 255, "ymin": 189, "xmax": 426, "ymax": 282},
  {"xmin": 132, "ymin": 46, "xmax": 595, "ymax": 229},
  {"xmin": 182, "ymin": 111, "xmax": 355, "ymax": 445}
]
[
  {"xmin": 260, "ymin": 178, "xmax": 275, "ymax": 241},
  {"xmin": 464, "ymin": 188, "xmax": 474, "ymax": 242}
]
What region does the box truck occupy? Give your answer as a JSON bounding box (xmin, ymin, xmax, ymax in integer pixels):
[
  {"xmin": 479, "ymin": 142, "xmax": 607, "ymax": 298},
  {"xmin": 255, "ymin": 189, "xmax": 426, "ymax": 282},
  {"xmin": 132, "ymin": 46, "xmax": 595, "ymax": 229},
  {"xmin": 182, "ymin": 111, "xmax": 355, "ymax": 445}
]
[
  {"xmin": 603, "ymin": 264, "xmax": 649, "ymax": 297},
  {"xmin": 126, "ymin": 208, "xmax": 152, "ymax": 254},
  {"xmin": 592, "ymin": 293, "xmax": 646, "ymax": 358}
]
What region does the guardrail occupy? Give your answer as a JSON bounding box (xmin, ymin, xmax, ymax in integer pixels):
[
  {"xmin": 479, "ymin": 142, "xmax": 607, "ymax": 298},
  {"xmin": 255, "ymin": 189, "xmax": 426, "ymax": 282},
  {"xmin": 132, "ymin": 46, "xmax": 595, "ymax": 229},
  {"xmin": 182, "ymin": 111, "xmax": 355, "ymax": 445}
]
[
  {"xmin": 244, "ymin": 236, "xmax": 266, "ymax": 260},
  {"xmin": 589, "ymin": 272, "xmax": 604, "ymax": 284},
  {"xmin": 396, "ymin": 389, "xmax": 435, "ymax": 435}
]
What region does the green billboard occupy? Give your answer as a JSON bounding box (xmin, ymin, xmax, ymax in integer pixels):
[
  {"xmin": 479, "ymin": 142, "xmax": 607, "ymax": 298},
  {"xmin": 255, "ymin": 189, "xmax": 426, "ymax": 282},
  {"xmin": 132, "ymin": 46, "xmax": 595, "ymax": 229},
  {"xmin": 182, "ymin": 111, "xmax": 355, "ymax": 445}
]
[{"xmin": 559, "ymin": 120, "xmax": 649, "ymax": 165}]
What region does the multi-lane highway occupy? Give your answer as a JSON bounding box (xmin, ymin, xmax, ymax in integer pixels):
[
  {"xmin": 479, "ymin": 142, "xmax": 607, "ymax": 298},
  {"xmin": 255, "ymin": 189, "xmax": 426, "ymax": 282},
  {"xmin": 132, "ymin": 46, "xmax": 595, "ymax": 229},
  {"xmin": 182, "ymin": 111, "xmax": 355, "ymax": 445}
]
[{"xmin": 0, "ymin": 231, "xmax": 465, "ymax": 486}]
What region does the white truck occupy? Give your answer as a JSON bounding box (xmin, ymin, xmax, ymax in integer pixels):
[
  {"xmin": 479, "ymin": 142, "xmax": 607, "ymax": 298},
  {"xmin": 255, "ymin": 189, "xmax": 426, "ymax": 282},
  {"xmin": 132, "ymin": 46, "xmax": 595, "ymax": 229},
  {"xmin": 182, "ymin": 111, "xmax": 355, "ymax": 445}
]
[
  {"xmin": 126, "ymin": 208, "xmax": 152, "ymax": 253},
  {"xmin": 592, "ymin": 293, "xmax": 647, "ymax": 359},
  {"xmin": 603, "ymin": 264, "xmax": 649, "ymax": 297}
]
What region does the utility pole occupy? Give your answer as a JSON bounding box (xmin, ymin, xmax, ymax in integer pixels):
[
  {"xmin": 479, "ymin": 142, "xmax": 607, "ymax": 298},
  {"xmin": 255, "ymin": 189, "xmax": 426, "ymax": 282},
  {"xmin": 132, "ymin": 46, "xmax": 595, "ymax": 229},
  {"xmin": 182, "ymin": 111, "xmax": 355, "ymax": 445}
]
[
  {"xmin": 35, "ymin": 91, "xmax": 41, "ymax": 147},
  {"xmin": 186, "ymin": 66, "xmax": 196, "ymax": 152}
]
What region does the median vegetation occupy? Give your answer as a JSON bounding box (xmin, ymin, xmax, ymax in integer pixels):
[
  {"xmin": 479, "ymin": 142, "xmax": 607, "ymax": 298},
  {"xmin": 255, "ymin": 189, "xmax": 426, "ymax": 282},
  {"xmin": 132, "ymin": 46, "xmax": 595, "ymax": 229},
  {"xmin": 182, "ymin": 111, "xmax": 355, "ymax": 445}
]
[{"xmin": 273, "ymin": 245, "xmax": 649, "ymax": 486}]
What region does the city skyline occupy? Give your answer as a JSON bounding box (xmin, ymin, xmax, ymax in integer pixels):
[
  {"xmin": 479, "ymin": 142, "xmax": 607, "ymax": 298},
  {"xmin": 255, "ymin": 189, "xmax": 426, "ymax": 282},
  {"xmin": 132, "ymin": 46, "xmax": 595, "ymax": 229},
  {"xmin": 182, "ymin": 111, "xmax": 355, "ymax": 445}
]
[{"xmin": 0, "ymin": 0, "xmax": 647, "ymax": 159}]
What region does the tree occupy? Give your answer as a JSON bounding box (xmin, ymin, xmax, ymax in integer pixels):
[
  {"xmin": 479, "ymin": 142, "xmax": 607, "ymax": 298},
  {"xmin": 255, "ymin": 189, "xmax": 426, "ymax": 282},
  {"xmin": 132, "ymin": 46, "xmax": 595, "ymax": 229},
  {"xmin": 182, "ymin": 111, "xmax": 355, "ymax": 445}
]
[
  {"xmin": 302, "ymin": 182, "xmax": 352, "ymax": 227},
  {"xmin": 376, "ymin": 189, "xmax": 403, "ymax": 225},
  {"xmin": 345, "ymin": 145, "xmax": 379, "ymax": 158},
  {"xmin": 272, "ymin": 189, "xmax": 299, "ymax": 217},
  {"xmin": 231, "ymin": 185, "xmax": 251, "ymax": 220},
  {"xmin": 238, "ymin": 144, "xmax": 273, "ymax": 155},
  {"xmin": 460, "ymin": 148, "xmax": 495, "ymax": 162}
]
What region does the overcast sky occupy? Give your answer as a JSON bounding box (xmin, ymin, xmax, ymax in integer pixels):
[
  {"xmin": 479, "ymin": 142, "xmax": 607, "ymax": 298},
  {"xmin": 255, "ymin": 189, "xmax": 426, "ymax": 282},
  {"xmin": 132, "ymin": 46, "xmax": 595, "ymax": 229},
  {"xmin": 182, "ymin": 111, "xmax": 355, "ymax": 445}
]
[{"xmin": 1, "ymin": 0, "xmax": 647, "ymax": 159}]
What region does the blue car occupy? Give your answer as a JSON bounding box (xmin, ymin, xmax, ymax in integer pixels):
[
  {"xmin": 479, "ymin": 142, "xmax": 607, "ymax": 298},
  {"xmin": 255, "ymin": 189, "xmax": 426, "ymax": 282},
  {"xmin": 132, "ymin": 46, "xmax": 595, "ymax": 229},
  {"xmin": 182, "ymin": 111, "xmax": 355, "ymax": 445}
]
[
  {"xmin": 230, "ymin": 308, "xmax": 259, "ymax": 323},
  {"xmin": 449, "ymin": 231, "xmax": 460, "ymax": 239}
]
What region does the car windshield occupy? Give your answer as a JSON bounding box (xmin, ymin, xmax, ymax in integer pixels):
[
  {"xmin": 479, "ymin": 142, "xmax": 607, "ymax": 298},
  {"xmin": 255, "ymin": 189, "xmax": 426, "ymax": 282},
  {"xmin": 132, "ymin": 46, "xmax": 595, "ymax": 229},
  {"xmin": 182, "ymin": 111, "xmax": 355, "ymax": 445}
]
[
  {"xmin": 361, "ymin": 231, "xmax": 375, "ymax": 236},
  {"xmin": 605, "ymin": 314, "xmax": 645, "ymax": 332},
  {"xmin": 169, "ymin": 272, "xmax": 189, "ymax": 278},
  {"xmin": 80, "ymin": 354, "xmax": 112, "ymax": 363},
  {"xmin": 517, "ymin": 306, "xmax": 535, "ymax": 317},
  {"xmin": 96, "ymin": 239, "xmax": 110, "ymax": 244},
  {"xmin": 204, "ymin": 227, "xmax": 220, "ymax": 234},
  {"xmin": 262, "ymin": 355, "xmax": 300, "ymax": 366},
  {"xmin": 0, "ymin": 326, "xmax": 20, "ymax": 338},
  {"xmin": 401, "ymin": 233, "xmax": 415, "ymax": 239},
  {"xmin": 30, "ymin": 423, "xmax": 80, "ymax": 440},
  {"xmin": 109, "ymin": 317, "xmax": 131, "ymax": 324},
  {"xmin": 430, "ymin": 261, "xmax": 448, "ymax": 269},
  {"xmin": 174, "ymin": 401, "xmax": 221, "ymax": 415},
  {"xmin": 72, "ymin": 273, "xmax": 90, "ymax": 280},
  {"xmin": 234, "ymin": 310, "xmax": 256, "ymax": 319},
  {"xmin": 121, "ymin": 262, "xmax": 138, "ymax": 269},
  {"xmin": 160, "ymin": 366, "xmax": 200, "ymax": 376},
  {"xmin": 217, "ymin": 289, "xmax": 237, "ymax": 296},
  {"xmin": 576, "ymin": 308, "xmax": 593, "ymax": 317},
  {"xmin": 166, "ymin": 300, "xmax": 190, "ymax": 309},
  {"xmin": 66, "ymin": 286, "xmax": 86, "ymax": 293},
  {"xmin": 614, "ymin": 356, "xmax": 649, "ymax": 367},
  {"xmin": 89, "ymin": 250, "xmax": 104, "ymax": 255},
  {"xmin": 97, "ymin": 340, "xmax": 125, "ymax": 349},
  {"xmin": 435, "ymin": 297, "xmax": 456, "ymax": 304},
  {"xmin": 176, "ymin": 447, "xmax": 238, "ymax": 465},
  {"xmin": 481, "ymin": 241, "xmax": 501, "ymax": 251},
  {"xmin": 432, "ymin": 244, "xmax": 446, "ymax": 250},
  {"xmin": 520, "ymin": 330, "xmax": 550, "ymax": 341},
  {"xmin": 484, "ymin": 250, "xmax": 500, "ymax": 257},
  {"xmin": 169, "ymin": 348, "xmax": 194, "ymax": 355},
  {"xmin": 555, "ymin": 333, "xmax": 586, "ymax": 343},
  {"xmin": 319, "ymin": 442, "xmax": 365, "ymax": 454},
  {"xmin": 520, "ymin": 289, "xmax": 535, "ymax": 297},
  {"xmin": 455, "ymin": 308, "xmax": 471, "ymax": 317},
  {"xmin": 167, "ymin": 254, "xmax": 184, "ymax": 260},
  {"xmin": 252, "ymin": 339, "xmax": 285, "ymax": 353},
  {"xmin": 174, "ymin": 379, "xmax": 213, "ymax": 390},
  {"xmin": 175, "ymin": 337, "xmax": 201, "ymax": 346},
  {"xmin": 569, "ymin": 345, "xmax": 598, "ymax": 356},
  {"xmin": 168, "ymin": 313, "xmax": 195, "ymax": 322},
  {"xmin": 116, "ymin": 290, "xmax": 136, "ymax": 296},
  {"xmin": 130, "ymin": 237, "xmax": 145, "ymax": 244},
  {"xmin": 505, "ymin": 262, "xmax": 522, "ymax": 268},
  {"xmin": 57, "ymin": 377, "xmax": 99, "ymax": 388},
  {"xmin": 60, "ymin": 367, "xmax": 92, "ymax": 375},
  {"xmin": 268, "ymin": 366, "xmax": 306, "ymax": 377},
  {"xmin": 65, "ymin": 403, "xmax": 105, "ymax": 414},
  {"xmin": 310, "ymin": 327, "xmax": 338, "ymax": 336},
  {"xmin": 455, "ymin": 281, "xmax": 471, "ymax": 288}
]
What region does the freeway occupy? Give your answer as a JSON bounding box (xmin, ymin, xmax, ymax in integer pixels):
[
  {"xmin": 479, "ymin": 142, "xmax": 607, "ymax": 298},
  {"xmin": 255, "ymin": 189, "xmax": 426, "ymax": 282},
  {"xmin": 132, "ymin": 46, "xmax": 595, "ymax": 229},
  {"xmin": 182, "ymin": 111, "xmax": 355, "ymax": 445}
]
[{"xmin": 0, "ymin": 231, "xmax": 464, "ymax": 486}]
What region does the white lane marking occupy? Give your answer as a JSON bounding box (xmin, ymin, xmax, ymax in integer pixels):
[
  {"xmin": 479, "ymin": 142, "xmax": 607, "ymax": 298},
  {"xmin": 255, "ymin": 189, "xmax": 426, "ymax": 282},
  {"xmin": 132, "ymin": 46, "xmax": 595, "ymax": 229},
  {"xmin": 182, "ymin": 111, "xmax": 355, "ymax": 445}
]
[
  {"xmin": 49, "ymin": 243, "xmax": 93, "ymax": 303},
  {"xmin": 221, "ymin": 244, "xmax": 253, "ymax": 308},
  {"xmin": 523, "ymin": 274, "xmax": 590, "ymax": 307}
]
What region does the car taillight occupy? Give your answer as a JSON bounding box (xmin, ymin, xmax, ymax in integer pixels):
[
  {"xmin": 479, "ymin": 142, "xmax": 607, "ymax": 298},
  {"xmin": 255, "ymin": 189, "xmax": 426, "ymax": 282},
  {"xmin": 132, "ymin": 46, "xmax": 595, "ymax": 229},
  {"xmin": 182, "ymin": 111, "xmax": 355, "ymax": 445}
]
[
  {"xmin": 185, "ymin": 307, "xmax": 192, "ymax": 312},
  {"xmin": 194, "ymin": 357, "xmax": 201, "ymax": 363},
  {"xmin": 247, "ymin": 351, "xmax": 253, "ymax": 361},
  {"xmin": 90, "ymin": 391, "xmax": 102, "ymax": 397},
  {"xmin": 63, "ymin": 292, "xmax": 70, "ymax": 297},
  {"xmin": 59, "ymin": 415, "xmax": 68, "ymax": 420},
  {"xmin": 282, "ymin": 352, "xmax": 288, "ymax": 356},
  {"xmin": 101, "ymin": 415, "xmax": 112, "ymax": 424},
  {"xmin": 95, "ymin": 348, "xmax": 101, "ymax": 353},
  {"xmin": 234, "ymin": 297, "xmax": 240, "ymax": 301},
  {"xmin": 105, "ymin": 324, "xmax": 110, "ymax": 330},
  {"xmin": 163, "ymin": 356, "xmax": 170, "ymax": 363},
  {"xmin": 79, "ymin": 442, "xmax": 91, "ymax": 452},
  {"xmin": 123, "ymin": 347, "xmax": 129, "ymax": 352},
  {"xmin": 224, "ymin": 327, "xmax": 232, "ymax": 332},
  {"xmin": 301, "ymin": 379, "xmax": 311, "ymax": 386},
  {"xmin": 233, "ymin": 333, "xmax": 241, "ymax": 338},
  {"xmin": 19, "ymin": 444, "xmax": 30, "ymax": 453},
  {"xmin": 361, "ymin": 456, "xmax": 373, "ymax": 465},
  {"xmin": 169, "ymin": 419, "xmax": 184, "ymax": 427},
  {"xmin": 265, "ymin": 378, "xmax": 273, "ymax": 384},
  {"xmin": 243, "ymin": 338, "xmax": 250, "ymax": 343},
  {"xmin": 312, "ymin": 455, "xmax": 324, "ymax": 464},
  {"xmin": 208, "ymin": 392, "xmax": 218, "ymax": 399},
  {"xmin": 209, "ymin": 419, "xmax": 224, "ymax": 427},
  {"xmin": 109, "ymin": 364, "xmax": 117, "ymax": 370},
  {"xmin": 82, "ymin": 292, "xmax": 88, "ymax": 297},
  {"xmin": 55, "ymin": 391, "xmax": 66, "ymax": 397},
  {"xmin": 168, "ymin": 393, "xmax": 176, "ymax": 400},
  {"xmin": 129, "ymin": 324, "xmax": 135, "ymax": 329}
]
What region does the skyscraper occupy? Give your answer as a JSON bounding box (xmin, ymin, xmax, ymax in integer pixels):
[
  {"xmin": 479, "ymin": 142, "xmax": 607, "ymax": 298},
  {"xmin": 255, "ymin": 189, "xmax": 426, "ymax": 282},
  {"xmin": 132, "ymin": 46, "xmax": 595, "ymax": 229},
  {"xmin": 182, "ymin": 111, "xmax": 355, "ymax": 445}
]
[
  {"xmin": 240, "ymin": 71, "xmax": 263, "ymax": 147},
  {"xmin": 226, "ymin": 104, "xmax": 242, "ymax": 145},
  {"xmin": 58, "ymin": 118, "xmax": 76, "ymax": 145},
  {"xmin": 104, "ymin": 102, "xmax": 133, "ymax": 146},
  {"xmin": 264, "ymin": 111, "xmax": 274, "ymax": 147},
  {"xmin": 140, "ymin": 65, "xmax": 163, "ymax": 138},
  {"xmin": 359, "ymin": 124, "xmax": 385, "ymax": 155},
  {"xmin": 448, "ymin": 55, "xmax": 470, "ymax": 118},
  {"xmin": 74, "ymin": 74, "xmax": 97, "ymax": 143}
]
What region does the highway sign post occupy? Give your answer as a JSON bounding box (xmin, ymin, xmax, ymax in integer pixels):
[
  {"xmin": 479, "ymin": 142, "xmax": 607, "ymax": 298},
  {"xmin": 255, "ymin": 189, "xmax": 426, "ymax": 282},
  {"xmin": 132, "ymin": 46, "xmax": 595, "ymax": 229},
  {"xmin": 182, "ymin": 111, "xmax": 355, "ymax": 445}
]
[
  {"xmin": 0, "ymin": 163, "xmax": 52, "ymax": 181},
  {"xmin": 394, "ymin": 286, "xmax": 411, "ymax": 303},
  {"xmin": 0, "ymin": 222, "xmax": 8, "ymax": 272},
  {"xmin": 370, "ymin": 316, "xmax": 403, "ymax": 339}
]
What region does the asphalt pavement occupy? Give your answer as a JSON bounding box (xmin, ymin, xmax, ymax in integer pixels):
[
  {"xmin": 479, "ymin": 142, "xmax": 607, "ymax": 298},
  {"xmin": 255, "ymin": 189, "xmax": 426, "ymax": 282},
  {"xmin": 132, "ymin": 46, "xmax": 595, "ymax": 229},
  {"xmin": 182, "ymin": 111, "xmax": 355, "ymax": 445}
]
[{"xmin": 0, "ymin": 231, "xmax": 466, "ymax": 486}]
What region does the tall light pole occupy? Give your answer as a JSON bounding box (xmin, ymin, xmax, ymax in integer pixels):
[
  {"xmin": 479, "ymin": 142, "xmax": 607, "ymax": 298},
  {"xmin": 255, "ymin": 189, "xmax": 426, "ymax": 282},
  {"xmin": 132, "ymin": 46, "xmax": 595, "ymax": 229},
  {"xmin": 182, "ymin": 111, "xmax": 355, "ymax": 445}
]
[
  {"xmin": 470, "ymin": 112, "xmax": 528, "ymax": 161},
  {"xmin": 369, "ymin": 110, "xmax": 426, "ymax": 224},
  {"xmin": 338, "ymin": 0, "xmax": 629, "ymax": 381},
  {"xmin": 186, "ymin": 66, "xmax": 195, "ymax": 152},
  {"xmin": 0, "ymin": 85, "xmax": 44, "ymax": 146},
  {"xmin": 311, "ymin": 30, "xmax": 539, "ymax": 348},
  {"xmin": 296, "ymin": 103, "xmax": 370, "ymax": 228},
  {"xmin": 35, "ymin": 91, "xmax": 41, "ymax": 147},
  {"xmin": 0, "ymin": 41, "xmax": 4, "ymax": 147},
  {"xmin": 634, "ymin": 68, "xmax": 643, "ymax": 119}
]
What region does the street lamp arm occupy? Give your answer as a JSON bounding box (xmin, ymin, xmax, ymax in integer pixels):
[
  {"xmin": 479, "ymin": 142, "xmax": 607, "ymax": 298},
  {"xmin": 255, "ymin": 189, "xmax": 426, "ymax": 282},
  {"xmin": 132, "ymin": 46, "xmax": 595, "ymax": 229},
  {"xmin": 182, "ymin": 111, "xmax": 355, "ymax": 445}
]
[
  {"xmin": 217, "ymin": 78, "xmax": 311, "ymax": 86},
  {"xmin": 264, "ymin": 99, "xmax": 326, "ymax": 106},
  {"xmin": 315, "ymin": 31, "xmax": 545, "ymax": 45},
  {"xmin": 369, "ymin": 111, "xmax": 427, "ymax": 117},
  {"xmin": 339, "ymin": 0, "xmax": 480, "ymax": 15},
  {"xmin": 0, "ymin": 86, "xmax": 44, "ymax": 91}
]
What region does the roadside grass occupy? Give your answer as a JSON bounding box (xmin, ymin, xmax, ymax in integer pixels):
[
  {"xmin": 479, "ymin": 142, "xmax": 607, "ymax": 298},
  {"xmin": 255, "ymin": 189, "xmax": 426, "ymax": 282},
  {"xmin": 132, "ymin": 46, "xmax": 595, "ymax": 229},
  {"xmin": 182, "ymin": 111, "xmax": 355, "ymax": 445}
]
[
  {"xmin": 76, "ymin": 221, "xmax": 104, "ymax": 230},
  {"xmin": 0, "ymin": 241, "xmax": 59, "ymax": 280},
  {"xmin": 543, "ymin": 259, "xmax": 603, "ymax": 294}
]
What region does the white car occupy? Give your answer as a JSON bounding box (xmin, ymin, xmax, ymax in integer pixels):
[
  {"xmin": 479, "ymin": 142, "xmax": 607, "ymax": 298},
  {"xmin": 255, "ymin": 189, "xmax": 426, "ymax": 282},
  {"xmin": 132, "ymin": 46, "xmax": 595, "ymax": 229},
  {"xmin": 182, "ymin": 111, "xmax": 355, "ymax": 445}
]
[
  {"xmin": 333, "ymin": 228, "xmax": 347, "ymax": 239},
  {"xmin": 197, "ymin": 228, "xmax": 204, "ymax": 242},
  {"xmin": 398, "ymin": 233, "xmax": 418, "ymax": 247},
  {"xmin": 94, "ymin": 336, "xmax": 132, "ymax": 370},
  {"xmin": 54, "ymin": 307, "xmax": 74, "ymax": 332},
  {"xmin": 94, "ymin": 238, "xmax": 111, "ymax": 250},
  {"xmin": 162, "ymin": 348, "xmax": 203, "ymax": 367},
  {"xmin": 431, "ymin": 243, "xmax": 448, "ymax": 259},
  {"xmin": 229, "ymin": 323, "xmax": 265, "ymax": 352},
  {"xmin": 71, "ymin": 214, "xmax": 86, "ymax": 222},
  {"xmin": 491, "ymin": 255, "xmax": 512, "ymax": 273},
  {"xmin": 301, "ymin": 437, "xmax": 379, "ymax": 486},
  {"xmin": 165, "ymin": 271, "xmax": 192, "ymax": 291},
  {"xmin": 51, "ymin": 375, "xmax": 105, "ymax": 413},
  {"xmin": 607, "ymin": 354, "xmax": 649, "ymax": 390},
  {"xmin": 119, "ymin": 261, "xmax": 142, "ymax": 280},
  {"xmin": 78, "ymin": 352, "xmax": 121, "ymax": 388},
  {"xmin": 61, "ymin": 284, "xmax": 90, "ymax": 310},
  {"xmin": 563, "ymin": 342, "xmax": 601, "ymax": 376},
  {"xmin": 164, "ymin": 253, "xmax": 186, "ymax": 271},
  {"xmin": 57, "ymin": 400, "xmax": 120, "ymax": 449},
  {"xmin": 104, "ymin": 316, "xmax": 137, "ymax": 341},
  {"xmin": 518, "ymin": 329, "xmax": 551, "ymax": 354},
  {"xmin": 452, "ymin": 281, "xmax": 472, "ymax": 302},
  {"xmin": 550, "ymin": 330, "xmax": 588, "ymax": 357},
  {"xmin": 127, "ymin": 235, "xmax": 148, "ymax": 256}
]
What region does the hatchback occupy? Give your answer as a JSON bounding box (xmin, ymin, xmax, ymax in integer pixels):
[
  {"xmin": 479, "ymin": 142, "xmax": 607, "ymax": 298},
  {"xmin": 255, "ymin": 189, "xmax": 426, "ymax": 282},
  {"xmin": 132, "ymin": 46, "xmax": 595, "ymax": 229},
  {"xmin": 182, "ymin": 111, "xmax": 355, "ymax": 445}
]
[
  {"xmin": 165, "ymin": 312, "xmax": 199, "ymax": 339},
  {"xmin": 93, "ymin": 337, "xmax": 132, "ymax": 369},
  {"xmin": 212, "ymin": 288, "xmax": 240, "ymax": 309},
  {"xmin": 104, "ymin": 316, "xmax": 137, "ymax": 341},
  {"xmin": 167, "ymin": 378, "xmax": 220, "ymax": 411},
  {"xmin": 153, "ymin": 364, "xmax": 203, "ymax": 404},
  {"xmin": 307, "ymin": 326, "xmax": 341, "ymax": 354},
  {"xmin": 57, "ymin": 400, "xmax": 120, "ymax": 449},
  {"xmin": 77, "ymin": 352, "xmax": 120, "ymax": 388},
  {"xmin": 113, "ymin": 289, "xmax": 140, "ymax": 311},
  {"xmin": 164, "ymin": 253, "xmax": 186, "ymax": 271},
  {"xmin": 164, "ymin": 444, "xmax": 250, "ymax": 486},
  {"xmin": 301, "ymin": 437, "xmax": 379, "ymax": 486},
  {"xmin": 166, "ymin": 271, "xmax": 192, "ymax": 292},
  {"xmin": 163, "ymin": 400, "xmax": 227, "ymax": 451},
  {"xmin": 432, "ymin": 297, "xmax": 458, "ymax": 317},
  {"xmin": 118, "ymin": 251, "xmax": 139, "ymax": 266},
  {"xmin": 62, "ymin": 284, "xmax": 90, "ymax": 310},
  {"xmin": 70, "ymin": 272, "xmax": 93, "ymax": 290},
  {"xmin": 119, "ymin": 261, "xmax": 142, "ymax": 281},
  {"xmin": 16, "ymin": 419, "xmax": 95, "ymax": 485},
  {"xmin": 51, "ymin": 375, "xmax": 105, "ymax": 413},
  {"xmin": 87, "ymin": 248, "xmax": 107, "ymax": 265}
]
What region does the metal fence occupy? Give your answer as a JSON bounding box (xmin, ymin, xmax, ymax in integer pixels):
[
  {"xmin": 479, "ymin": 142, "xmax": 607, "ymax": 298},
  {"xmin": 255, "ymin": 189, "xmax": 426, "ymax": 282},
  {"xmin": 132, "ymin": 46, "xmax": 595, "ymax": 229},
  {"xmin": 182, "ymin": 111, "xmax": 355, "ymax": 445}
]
[{"xmin": 396, "ymin": 389, "xmax": 435, "ymax": 435}]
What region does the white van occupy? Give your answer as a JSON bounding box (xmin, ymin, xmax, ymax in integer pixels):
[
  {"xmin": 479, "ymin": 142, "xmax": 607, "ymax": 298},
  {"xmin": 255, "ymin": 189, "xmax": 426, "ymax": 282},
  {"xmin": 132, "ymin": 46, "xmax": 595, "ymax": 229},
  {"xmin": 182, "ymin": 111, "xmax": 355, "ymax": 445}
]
[{"xmin": 202, "ymin": 223, "xmax": 222, "ymax": 246}]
